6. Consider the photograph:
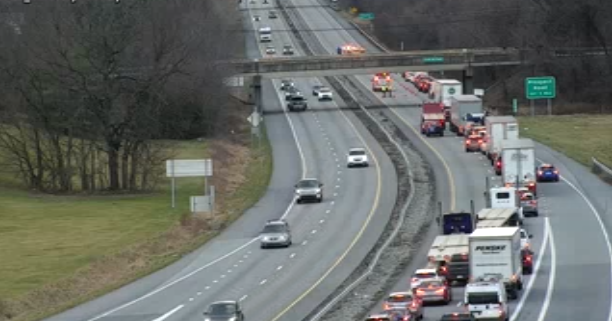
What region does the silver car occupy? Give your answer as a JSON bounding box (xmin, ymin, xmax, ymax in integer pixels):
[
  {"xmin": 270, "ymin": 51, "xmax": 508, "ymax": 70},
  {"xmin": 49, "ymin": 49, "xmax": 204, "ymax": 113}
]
[
  {"xmin": 295, "ymin": 178, "xmax": 323, "ymax": 203},
  {"xmin": 260, "ymin": 220, "xmax": 292, "ymax": 248}
]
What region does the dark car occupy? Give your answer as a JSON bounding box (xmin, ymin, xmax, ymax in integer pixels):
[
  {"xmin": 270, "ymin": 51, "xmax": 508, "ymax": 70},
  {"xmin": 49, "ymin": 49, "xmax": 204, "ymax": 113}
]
[
  {"xmin": 280, "ymin": 79, "xmax": 294, "ymax": 91},
  {"xmin": 285, "ymin": 86, "xmax": 301, "ymax": 101},
  {"xmin": 536, "ymin": 164, "xmax": 560, "ymax": 182},
  {"xmin": 522, "ymin": 248, "xmax": 534, "ymax": 274},
  {"xmin": 203, "ymin": 301, "xmax": 244, "ymax": 321},
  {"xmin": 494, "ymin": 155, "xmax": 502, "ymax": 176},
  {"xmin": 287, "ymin": 95, "xmax": 307, "ymax": 112}
]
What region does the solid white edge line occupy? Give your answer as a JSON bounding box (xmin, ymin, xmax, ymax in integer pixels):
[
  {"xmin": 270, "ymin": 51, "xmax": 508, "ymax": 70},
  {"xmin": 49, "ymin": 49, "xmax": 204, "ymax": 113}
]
[
  {"xmin": 536, "ymin": 157, "xmax": 612, "ymax": 321},
  {"xmin": 536, "ymin": 218, "xmax": 557, "ymax": 321},
  {"xmin": 510, "ymin": 217, "xmax": 551, "ymax": 320},
  {"xmin": 151, "ymin": 304, "xmax": 184, "ymax": 321}
]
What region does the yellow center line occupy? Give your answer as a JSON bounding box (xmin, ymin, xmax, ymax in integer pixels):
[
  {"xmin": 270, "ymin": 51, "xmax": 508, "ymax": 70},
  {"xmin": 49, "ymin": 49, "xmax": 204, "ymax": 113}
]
[{"xmin": 269, "ymin": 92, "xmax": 383, "ymax": 321}]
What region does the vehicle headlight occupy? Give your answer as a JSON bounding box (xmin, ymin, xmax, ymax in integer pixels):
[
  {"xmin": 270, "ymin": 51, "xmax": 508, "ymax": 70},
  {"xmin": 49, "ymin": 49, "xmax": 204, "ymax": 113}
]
[
  {"xmin": 316, "ymin": 189, "xmax": 321, "ymax": 194},
  {"xmin": 204, "ymin": 318, "xmax": 211, "ymax": 321},
  {"xmin": 278, "ymin": 235, "xmax": 287, "ymax": 240},
  {"xmin": 229, "ymin": 317, "xmax": 237, "ymax": 321}
]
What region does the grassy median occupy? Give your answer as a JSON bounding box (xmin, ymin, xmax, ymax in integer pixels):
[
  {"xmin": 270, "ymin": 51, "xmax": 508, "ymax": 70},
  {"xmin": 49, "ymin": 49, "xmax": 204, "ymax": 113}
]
[
  {"xmin": 518, "ymin": 114, "xmax": 612, "ymax": 168},
  {"xmin": 0, "ymin": 126, "xmax": 273, "ymax": 320}
]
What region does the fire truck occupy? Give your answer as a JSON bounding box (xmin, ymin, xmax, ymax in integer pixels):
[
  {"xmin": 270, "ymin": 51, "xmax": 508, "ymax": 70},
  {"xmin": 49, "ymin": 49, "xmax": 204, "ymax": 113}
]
[
  {"xmin": 371, "ymin": 72, "xmax": 393, "ymax": 92},
  {"xmin": 337, "ymin": 43, "xmax": 366, "ymax": 55}
]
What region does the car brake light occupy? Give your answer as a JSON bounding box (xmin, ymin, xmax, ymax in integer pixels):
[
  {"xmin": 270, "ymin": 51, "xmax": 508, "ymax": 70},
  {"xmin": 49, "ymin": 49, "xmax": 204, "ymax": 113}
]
[
  {"xmin": 496, "ymin": 161, "xmax": 501, "ymax": 166},
  {"xmin": 526, "ymin": 256, "xmax": 532, "ymax": 262},
  {"xmin": 411, "ymin": 277, "xmax": 418, "ymax": 282},
  {"xmin": 465, "ymin": 140, "xmax": 470, "ymax": 144},
  {"xmin": 374, "ymin": 76, "xmax": 379, "ymax": 81},
  {"xmin": 529, "ymin": 183, "xmax": 535, "ymax": 187},
  {"xmin": 554, "ymin": 170, "xmax": 559, "ymax": 174},
  {"xmin": 537, "ymin": 170, "xmax": 543, "ymax": 175},
  {"xmin": 478, "ymin": 140, "xmax": 483, "ymax": 143}
]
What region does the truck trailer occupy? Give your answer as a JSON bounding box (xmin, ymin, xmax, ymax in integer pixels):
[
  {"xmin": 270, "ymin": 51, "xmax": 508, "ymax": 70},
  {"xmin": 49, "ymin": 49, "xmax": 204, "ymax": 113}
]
[
  {"xmin": 501, "ymin": 138, "xmax": 537, "ymax": 195},
  {"xmin": 428, "ymin": 234, "xmax": 470, "ymax": 284},
  {"xmin": 484, "ymin": 116, "xmax": 518, "ymax": 162},
  {"xmin": 469, "ymin": 227, "xmax": 523, "ymax": 299},
  {"xmin": 450, "ymin": 95, "xmax": 483, "ymax": 136}
]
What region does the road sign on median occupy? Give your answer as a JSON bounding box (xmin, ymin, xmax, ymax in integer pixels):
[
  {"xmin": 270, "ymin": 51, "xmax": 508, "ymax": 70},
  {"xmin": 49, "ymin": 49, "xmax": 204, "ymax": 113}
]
[
  {"xmin": 423, "ymin": 57, "xmax": 444, "ymax": 63},
  {"xmin": 525, "ymin": 76, "xmax": 556, "ymax": 99},
  {"xmin": 358, "ymin": 13, "xmax": 374, "ymax": 20}
]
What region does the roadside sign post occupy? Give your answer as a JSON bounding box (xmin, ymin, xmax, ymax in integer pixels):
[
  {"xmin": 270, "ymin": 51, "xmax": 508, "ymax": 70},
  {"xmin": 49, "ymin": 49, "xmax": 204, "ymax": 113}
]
[
  {"xmin": 248, "ymin": 111, "xmax": 262, "ymax": 148},
  {"xmin": 525, "ymin": 76, "xmax": 556, "ymax": 116},
  {"xmin": 166, "ymin": 159, "xmax": 213, "ymax": 210},
  {"xmin": 512, "ymin": 98, "xmax": 518, "ymax": 115}
]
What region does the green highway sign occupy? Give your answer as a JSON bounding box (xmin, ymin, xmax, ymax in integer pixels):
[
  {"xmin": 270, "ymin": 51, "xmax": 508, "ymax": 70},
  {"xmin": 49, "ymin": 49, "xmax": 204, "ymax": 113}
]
[
  {"xmin": 358, "ymin": 13, "xmax": 374, "ymax": 20},
  {"xmin": 423, "ymin": 57, "xmax": 444, "ymax": 63},
  {"xmin": 525, "ymin": 76, "xmax": 556, "ymax": 99}
]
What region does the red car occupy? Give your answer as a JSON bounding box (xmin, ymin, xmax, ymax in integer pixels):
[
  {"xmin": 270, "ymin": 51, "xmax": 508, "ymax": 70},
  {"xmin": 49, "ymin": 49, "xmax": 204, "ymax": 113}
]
[
  {"xmin": 522, "ymin": 248, "xmax": 534, "ymax": 274},
  {"xmin": 413, "ymin": 277, "xmax": 452, "ymax": 305}
]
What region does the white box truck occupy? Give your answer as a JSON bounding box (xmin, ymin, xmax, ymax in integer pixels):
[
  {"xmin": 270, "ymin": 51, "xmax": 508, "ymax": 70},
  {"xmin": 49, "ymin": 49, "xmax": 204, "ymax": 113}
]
[
  {"xmin": 259, "ymin": 27, "xmax": 272, "ymax": 42},
  {"xmin": 469, "ymin": 227, "xmax": 523, "ymax": 299},
  {"xmin": 429, "ymin": 79, "xmax": 463, "ymax": 108},
  {"xmin": 450, "ymin": 95, "xmax": 483, "ymax": 136},
  {"xmin": 501, "ymin": 138, "xmax": 537, "ymax": 195},
  {"xmin": 484, "ymin": 116, "xmax": 518, "ymax": 162}
]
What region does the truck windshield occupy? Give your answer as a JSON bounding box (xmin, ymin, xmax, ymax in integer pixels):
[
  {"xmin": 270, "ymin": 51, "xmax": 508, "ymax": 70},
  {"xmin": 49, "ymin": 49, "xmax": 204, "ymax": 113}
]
[{"xmin": 467, "ymin": 292, "xmax": 499, "ymax": 304}]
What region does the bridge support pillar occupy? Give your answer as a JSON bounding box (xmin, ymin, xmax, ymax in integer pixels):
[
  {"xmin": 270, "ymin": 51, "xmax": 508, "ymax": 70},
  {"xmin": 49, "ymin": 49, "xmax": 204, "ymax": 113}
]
[
  {"xmin": 462, "ymin": 67, "xmax": 474, "ymax": 95},
  {"xmin": 252, "ymin": 75, "xmax": 262, "ymax": 114}
]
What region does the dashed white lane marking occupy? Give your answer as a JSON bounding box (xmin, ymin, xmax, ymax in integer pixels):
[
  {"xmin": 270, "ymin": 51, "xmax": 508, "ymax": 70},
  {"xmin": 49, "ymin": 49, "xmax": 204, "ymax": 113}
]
[
  {"xmin": 243, "ymin": 254, "xmax": 249, "ymax": 258},
  {"xmin": 337, "ymin": 164, "xmax": 340, "ymax": 168},
  {"xmin": 247, "ymin": 251, "xmax": 251, "ymax": 254},
  {"xmin": 205, "ymin": 286, "xmax": 211, "ymax": 290},
  {"xmin": 333, "ymin": 192, "xmax": 338, "ymax": 197},
  {"xmin": 335, "ymin": 185, "xmax": 340, "ymax": 189},
  {"xmin": 227, "ymin": 269, "xmax": 232, "ymax": 273},
  {"xmin": 290, "ymin": 253, "xmax": 297, "ymax": 258},
  {"xmin": 213, "ymin": 280, "xmax": 218, "ymax": 283},
  {"xmin": 234, "ymin": 264, "xmax": 238, "ymax": 267},
  {"xmin": 335, "ymin": 158, "xmax": 339, "ymax": 162},
  {"xmin": 331, "ymin": 201, "xmax": 335, "ymax": 206},
  {"xmin": 337, "ymin": 177, "xmax": 341, "ymax": 181},
  {"xmin": 326, "ymin": 209, "xmax": 331, "ymax": 214},
  {"xmin": 277, "ymin": 265, "xmax": 283, "ymax": 271},
  {"xmin": 320, "ymin": 219, "xmax": 325, "ymax": 224},
  {"xmin": 189, "ymin": 298, "xmax": 194, "ymax": 302},
  {"xmin": 239, "ymin": 295, "xmax": 248, "ymax": 302},
  {"xmin": 152, "ymin": 304, "xmax": 184, "ymax": 321},
  {"xmin": 337, "ymin": 170, "xmax": 341, "ymax": 174},
  {"xmin": 239, "ymin": 260, "xmax": 243, "ymax": 263},
  {"xmin": 197, "ymin": 292, "xmax": 202, "ymax": 295},
  {"xmin": 220, "ymin": 275, "xmax": 226, "ymax": 278},
  {"xmin": 302, "ymin": 240, "xmax": 308, "ymax": 245},
  {"xmin": 311, "ymin": 229, "xmax": 318, "ymax": 234},
  {"xmin": 260, "ymin": 279, "xmax": 268, "ymax": 285}
]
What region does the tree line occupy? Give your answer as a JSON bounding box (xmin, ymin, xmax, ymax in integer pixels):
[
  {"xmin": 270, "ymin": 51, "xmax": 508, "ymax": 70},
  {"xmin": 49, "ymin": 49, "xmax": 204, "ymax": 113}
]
[
  {"xmin": 0, "ymin": 0, "xmax": 242, "ymax": 193},
  {"xmin": 345, "ymin": 0, "xmax": 612, "ymax": 111}
]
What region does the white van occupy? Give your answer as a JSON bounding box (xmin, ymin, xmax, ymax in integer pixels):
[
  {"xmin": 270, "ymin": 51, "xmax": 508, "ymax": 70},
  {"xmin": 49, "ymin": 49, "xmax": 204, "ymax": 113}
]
[
  {"xmin": 259, "ymin": 27, "xmax": 272, "ymax": 42},
  {"xmin": 464, "ymin": 277, "xmax": 509, "ymax": 320}
]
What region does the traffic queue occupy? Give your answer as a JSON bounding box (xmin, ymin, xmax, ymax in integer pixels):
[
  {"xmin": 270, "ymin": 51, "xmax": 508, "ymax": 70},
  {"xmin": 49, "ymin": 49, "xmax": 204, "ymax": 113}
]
[{"xmin": 365, "ymin": 73, "xmax": 562, "ymax": 321}]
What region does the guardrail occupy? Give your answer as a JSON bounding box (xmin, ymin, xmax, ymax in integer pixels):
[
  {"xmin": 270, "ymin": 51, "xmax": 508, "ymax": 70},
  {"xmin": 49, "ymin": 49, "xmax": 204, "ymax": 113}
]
[{"xmin": 592, "ymin": 157, "xmax": 612, "ymax": 185}]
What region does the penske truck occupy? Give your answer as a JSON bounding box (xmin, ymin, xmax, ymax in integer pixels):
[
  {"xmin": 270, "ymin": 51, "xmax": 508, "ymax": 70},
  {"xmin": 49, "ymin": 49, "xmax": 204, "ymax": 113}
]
[
  {"xmin": 501, "ymin": 138, "xmax": 537, "ymax": 195},
  {"xmin": 469, "ymin": 227, "xmax": 523, "ymax": 299},
  {"xmin": 484, "ymin": 116, "xmax": 518, "ymax": 162}
]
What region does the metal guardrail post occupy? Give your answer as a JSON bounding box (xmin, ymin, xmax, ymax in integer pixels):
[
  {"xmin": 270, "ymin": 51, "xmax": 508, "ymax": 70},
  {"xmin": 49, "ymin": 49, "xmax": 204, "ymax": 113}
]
[{"xmin": 592, "ymin": 157, "xmax": 612, "ymax": 184}]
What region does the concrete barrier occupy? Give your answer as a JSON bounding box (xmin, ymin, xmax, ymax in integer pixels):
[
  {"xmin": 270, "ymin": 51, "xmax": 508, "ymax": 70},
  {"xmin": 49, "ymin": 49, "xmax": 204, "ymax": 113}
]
[{"xmin": 592, "ymin": 157, "xmax": 612, "ymax": 185}]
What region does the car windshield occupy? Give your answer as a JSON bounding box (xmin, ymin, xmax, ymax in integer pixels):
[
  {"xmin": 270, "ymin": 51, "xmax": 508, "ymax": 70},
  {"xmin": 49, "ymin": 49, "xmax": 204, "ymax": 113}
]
[
  {"xmin": 541, "ymin": 166, "xmax": 555, "ymax": 171},
  {"xmin": 467, "ymin": 292, "xmax": 499, "ymax": 305},
  {"xmin": 284, "ymin": 45, "xmax": 291, "ymax": 48},
  {"xmin": 290, "ymin": 96, "xmax": 304, "ymax": 101},
  {"xmin": 297, "ymin": 180, "xmax": 319, "ymax": 188},
  {"xmin": 415, "ymin": 272, "xmax": 436, "ymax": 279},
  {"xmin": 320, "ymin": 88, "xmax": 331, "ymax": 93},
  {"xmin": 349, "ymin": 150, "xmax": 365, "ymax": 156},
  {"xmin": 208, "ymin": 303, "xmax": 236, "ymax": 315},
  {"xmin": 387, "ymin": 295, "xmax": 411, "ymax": 303},
  {"xmin": 419, "ymin": 280, "xmax": 442, "ymax": 288},
  {"xmin": 262, "ymin": 224, "xmax": 286, "ymax": 233}
]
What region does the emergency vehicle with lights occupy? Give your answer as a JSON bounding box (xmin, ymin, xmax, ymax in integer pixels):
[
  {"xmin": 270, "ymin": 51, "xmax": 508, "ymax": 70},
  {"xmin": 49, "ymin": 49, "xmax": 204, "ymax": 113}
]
[
  {"xmin": 500, "ymin": 138, "xmax": 537, "ymax": 196},
  {"xmin": 337, "ymin": 43, "xmax": 365, "ymax": 55},
  {"xmin": 450, "ymin": 95, "xmax": 483, "ymax": 136},
  {"xmin": 483, "ymin": 116, "xmax": 518, "ymax": 163},
  {"xmin": 372, "ymin": 72, "xmax": 393, "ymax": 92},
  {"xmin": 468, "ymin": 227, "xmax": 523, "ymax": 300}
]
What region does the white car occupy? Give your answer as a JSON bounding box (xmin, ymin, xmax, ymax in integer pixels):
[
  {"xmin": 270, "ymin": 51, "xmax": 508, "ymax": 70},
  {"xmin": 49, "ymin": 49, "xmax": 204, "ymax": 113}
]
[
  {"xmin": 317, "ymin": 87, "xmax": 333, "ymax": 101},
  {"xmin": 520, "ymin": 228, "xmax": 532, "ymax": 250},
  {"xmin": 347, "ymin": 148, "xmax": 369, "ymax": 168},
  {"xmin": 265, "ymin": 45, "xmax": 276, "ymax": 55},
  {"xmin": 410, "ymin": 268, "xmax": 445, "ymax": 290}
]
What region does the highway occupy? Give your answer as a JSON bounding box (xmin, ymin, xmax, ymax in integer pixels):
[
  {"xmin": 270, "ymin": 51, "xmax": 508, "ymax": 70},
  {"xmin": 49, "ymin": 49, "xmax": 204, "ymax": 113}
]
[
  {"xmin": 43, "ymin": 1, "xmax": 398, "ymax": 321},
  {"xmin": 279, "ymin": 0, "xmax": 612, "ymax": 321}
]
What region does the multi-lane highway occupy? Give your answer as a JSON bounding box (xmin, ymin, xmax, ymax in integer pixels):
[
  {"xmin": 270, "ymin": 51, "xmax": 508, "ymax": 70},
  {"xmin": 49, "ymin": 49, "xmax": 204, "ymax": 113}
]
[
  {"xmin": 43, "ymin": 0, "xmax": 612, "ymax": 321},
  {"xmin": 277, "ymin": 0, "xmax": 612, "ymax": 320},
  {"xmin": 44, "ymin": 2, "xmax": 399, "ymax": 321}
]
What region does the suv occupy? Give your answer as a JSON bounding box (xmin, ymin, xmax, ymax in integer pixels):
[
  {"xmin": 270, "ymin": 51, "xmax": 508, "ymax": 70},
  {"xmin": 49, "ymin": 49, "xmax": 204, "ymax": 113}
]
[
  {"xmin": 347, "ymin": 147, "xmax": 369, "ymax": 167},
  {"xmin": 282, "ymin": 44, "xmax": 294, "ymax": 55},
  {"xmin": 280, "ymin": 79, "xmax": 294, "ymax": 91},
  {"xmin": 268, "ymin": 10, "xmax": 277, "ymax": 18},
  {"xmin": 260, "ymin": 219, "xmax": 292, "ymax": 248},
  {"xmin": 287, "ymin": 95, "xmax": 307, "ymax": 112},
  {"xmin": 317, "ymin": 87, "xmax": 333, "ymax": 101},
  {"xmin": 295, "ymin": 178, "xmax": 323, "ymax": 203},
  {"xmin": 203, "ymin": 301, "xmax": 244, "ymax": 321}
]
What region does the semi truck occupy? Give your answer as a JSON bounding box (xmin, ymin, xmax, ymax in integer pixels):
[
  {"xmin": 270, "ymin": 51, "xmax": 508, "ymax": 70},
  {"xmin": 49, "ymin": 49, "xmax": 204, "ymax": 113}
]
[
  {"xmin": 476, "ymin": 208, "xmax": 522, "ymax": 229},
  {"xmin": 501, "ymin": 138, "xmax": 537, "ymax": 195},
  {"xmin": 427, "ymin": 234, "xmax": 470, "ymax": 284},
  {"xmin": 429, "ymin": 79, "xmax": 462, "ymax": 120},
  {"xmin": 469, "ymin": 227, "xmax": 523, "ymax": 299},
  {"xmin": 421, "ymin": 103, "xmax": 446, "ymax": 136},
  {"xmin": 484, "ymin": 116, "xmax": 518, "ymax": 162},
  {"xmin": 450, "ymin": 95, "xmax": 483, "ymax": 136}
]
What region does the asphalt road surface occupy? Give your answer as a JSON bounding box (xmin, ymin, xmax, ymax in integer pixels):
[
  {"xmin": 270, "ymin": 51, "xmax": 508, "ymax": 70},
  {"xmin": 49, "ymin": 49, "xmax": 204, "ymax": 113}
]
[
  {"xmin": 43, "ymin": 2, "xmax": 398, "ymax": 321},
  {"xmin": 281, "ymin": 0, "xmax": 612, "ymax": 320}
]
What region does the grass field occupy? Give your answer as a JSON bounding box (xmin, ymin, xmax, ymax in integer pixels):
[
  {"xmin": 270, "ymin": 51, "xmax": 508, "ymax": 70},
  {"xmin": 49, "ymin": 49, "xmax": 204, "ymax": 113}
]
[
  {"xmin": 518, "ymin": 115, "xmax": 612, "ymax": 168},
  {"xmin": 0, "ymin": 126, "xmax": 273, "ymax": 320}
]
